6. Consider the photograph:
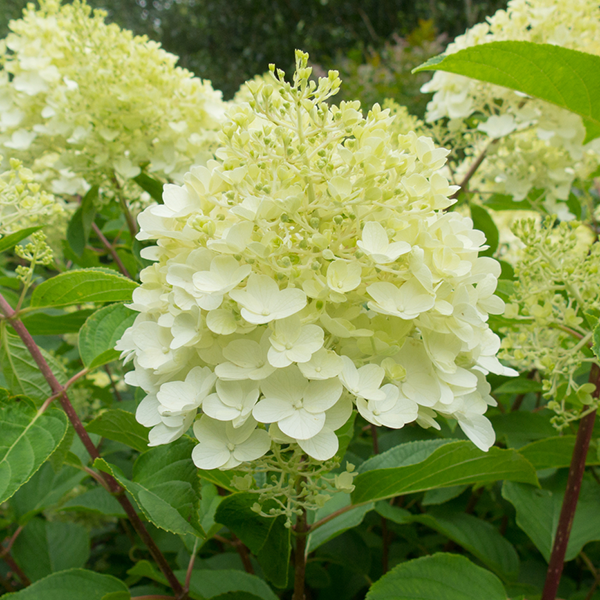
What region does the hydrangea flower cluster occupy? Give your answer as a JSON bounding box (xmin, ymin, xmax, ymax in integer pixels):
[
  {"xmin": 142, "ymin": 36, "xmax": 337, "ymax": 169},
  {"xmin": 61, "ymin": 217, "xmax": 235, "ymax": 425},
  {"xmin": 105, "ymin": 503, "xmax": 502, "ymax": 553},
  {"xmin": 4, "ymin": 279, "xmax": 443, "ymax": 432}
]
[
  {"xmin": 501, "ymin": 217, "xmax": 600, "ymax": 428},
  {"xmin": 0, "ymin": 157, "xmax": 63, "ymax": 237},
  {"xmin": 0, "ymin": 0, "xmax": 225, "ymax": 197},
  {"xmin": 117, "ymin": 51, "xmax": 514, "ymax": 473},
  {"xmin": 421, "ymin": 0, "xmax": 600, "ymax": 216}
]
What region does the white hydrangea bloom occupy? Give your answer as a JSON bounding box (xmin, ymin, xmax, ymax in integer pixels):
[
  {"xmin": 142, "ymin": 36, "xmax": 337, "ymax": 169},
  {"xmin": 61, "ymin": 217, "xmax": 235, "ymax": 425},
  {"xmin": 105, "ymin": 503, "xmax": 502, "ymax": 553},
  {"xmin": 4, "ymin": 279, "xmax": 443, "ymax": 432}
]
[
  {"xmin": 119, "ymin": 52, "xmax": 514, "ymax": 470},
  {"xmin": 422, "ymin": 0, "xmax": 600, "ymax": 210}
]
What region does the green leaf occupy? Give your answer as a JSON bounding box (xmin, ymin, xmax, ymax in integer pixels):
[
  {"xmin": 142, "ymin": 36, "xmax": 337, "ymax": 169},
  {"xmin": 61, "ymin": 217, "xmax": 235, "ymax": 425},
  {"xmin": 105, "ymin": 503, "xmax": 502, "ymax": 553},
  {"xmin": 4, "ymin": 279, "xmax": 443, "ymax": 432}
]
[
  {"xmin": 67, "ymin": 185, "xmax": 98, "ymax": 257},
  {"xmin": 134, "ymin": 172, "xmax": 164, "ymax": 203},
  {"xmin": 197, "ymin": 481, "xmax": 223, "ymax": 540},
  {"xmin": 78, "ymin": 303, "xmax": 136, "ymax": 369},
  {"xmin": 184, "ymin": 570, "xmax": 279, "ymax": 600},
  {"xmin": 422, "ymin": 485, "xmax": 468, "ymax": 506},
  {"xmin": 0, "ymin": 394, "xmax": 68, "ymax": 504},
  {"xmin": 358, "ymin": 439, "xmax": 455, "ymax": 473},
  {"xmin": 30, "ymin": 268, "xmax": 138, "ymax": 309},
  {"xmin": 86, "ymin": 409, "xmax": 149, "ymax": 452},
  {"xmin": 20, "ymin": 309, "xmax": 96, "ymax": 336},
  {"xmin": 489, "ymin": 412, "xmax": 555, "ymax": 448},
  {"xmin": 469, "ymin": 204, "xmax": 499, "ymax": 257},
  {"xmin": 519, "ymin": 436, "xmax": 600, "ymax": 470},
  {"xmin": 413, "ymin": 510, "xmax": 519, "ymax": 579},
  {"xmin": 493, "ymin": 378, "xmax": 543, "ymax": 395},
  {"xmin": 128, "ymin": 561, "xmax": 279, "ymax": 600},
  {"xmin": 503, "ymin": 475, "xmax": 600, "ymax": 561},
  {"xmin": 95, "ymin": 437, "xmax": 201, "ymax": 538},
  {"xmin": 0, "ymin": 328, "xmax": 68, "ymax": 402},
  {"xmin": 2, "ymin": 569, "xmax": 128, "ymax": 600},
  {"xmin": 365, "ymin": 553, "xmax": 507, "ymax": 600},
  {"xmin": 0, "ymin": 227, "xmax": 44, "ymax": 254},
  {"xmin": 352, "ymin": 441, "xmax": 539, "ymax": 505},
  {"xmin": 198, "ymin": 468, "xmax": 243, "ymax": 492},
  {"xmin": 60, "ymin": 487, "xmax": 127, "ymax": 517},
  {"xmin": 10, "ymin": 463, "xmax": 87, "ymax": 524},
  {"xmin": 307, "ymin": 493, "xmax": 373, "ymax": 553},
  {"xmin": 592, "ymin": 321, "xmax": 600, "ymax": 361},
  {"xmin": 12, "ymin": 518, "xmax": 90, "ymax": 581},
  {"xmin": 414, "ymin": 41, "xmax": 600, "ymax": 143},
  {"xmin": 215, "ymin": 492, "xmax": 291, "ymax": 588},
  {"xmin": 483, "ymin": 193, "xmax": 533, "ymax": 212}
]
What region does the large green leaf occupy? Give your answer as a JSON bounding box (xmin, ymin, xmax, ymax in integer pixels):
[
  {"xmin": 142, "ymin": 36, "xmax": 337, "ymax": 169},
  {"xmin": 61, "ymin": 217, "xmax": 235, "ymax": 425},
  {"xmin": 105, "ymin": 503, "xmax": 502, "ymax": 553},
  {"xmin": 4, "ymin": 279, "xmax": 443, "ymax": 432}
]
[
  {"xmin": 215, "ymin": 492, "xmax": 291, "ymax": 588},
  {"xmin": 0, "ymin": 393, "xmax": 68, "ymax": 503},
  {"xmin": 60, "ymin": 486, "xmax": 127, "ymax": 517},
  {"xmin": 30, "ymin": 268, "xmax": 138, "ymax": 308},
  {"xmin": 10, "ymin": 462, "xmax": 87, "ymax": 524},
  {"xmin": 67, "ymin": 185, "xmax": 98, "ymax": 257},
  {"xmin": 0, "ymin": 227, "xmax": 44, "ymax": 254},
  {"xmin": 365, "ymin": 553, "xmax": 507, "ymax": 600},
  {"xmin": 352, "ymin": 441, "xmax": 538, "ymax": 504},
  {"xmin": 134, "ymin": 172, "xmax": 164, "ymax": 203},
  {"xmin": 95, "ymin": 437, "xmax": 201, "ymax": 538},
  {"xmin": 378, "ymin": 505, "xmax": 519, "ymax": 579},
  {"xmin": 307, "ymin": 492, "xmax": 373, "ymax": 553},
  {"xmin": 519, "ymin": 436, "xmax": 600, "ymax": 470},
  {"xmin": 414, "ymin": 41, "xmax": 600, "ymax": 143},
  {"xmin": 489, "ymin": 412, "xmax": 555, "ymax": 449},
  {"xmin": 86, "ymin": 409, "xmax": 149, "ymax": 452},
  {"xmin": 3, "ymin": 569, "xmax": 128, "ymax": 600},
  {"xmin": 12, "ymin": 518, "xmax": 90, "ymax": 581},
  {"xmin": 128, "ymin": 560, "xmax": 279, "ymax": 600},
  {"xmin": 0, "ymin": 328, "xmax": 68, "ymax": 402},
  {"xmin": 78, "ymin": 303, "xmax": 136, "ymax": 369},
  {"xmin": 503, "ymin": 474, "xmax": 600, "ymax": 561},
  {"xmin": 20, "ymin": 309, "xmax": 95, "ymax": 336}
]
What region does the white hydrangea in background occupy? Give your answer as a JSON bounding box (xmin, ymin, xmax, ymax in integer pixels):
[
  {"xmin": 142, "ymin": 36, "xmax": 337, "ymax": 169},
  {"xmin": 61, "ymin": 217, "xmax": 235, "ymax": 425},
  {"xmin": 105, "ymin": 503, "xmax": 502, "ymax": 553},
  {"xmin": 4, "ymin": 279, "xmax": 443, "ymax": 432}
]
[
  {"xmin": 0, "ymin": 157, "xmax": 63, "ymax": 237},
  {"xmin": 421, "ymin": 0, "xmax": 600, "ymax": 215},
  {"xmin": 0, "ymin": 0, "xmax": 225, "ymax": 198},
  {"xmin": 117, "ymin": 51, "xmax": 515, "ymax": 473}
]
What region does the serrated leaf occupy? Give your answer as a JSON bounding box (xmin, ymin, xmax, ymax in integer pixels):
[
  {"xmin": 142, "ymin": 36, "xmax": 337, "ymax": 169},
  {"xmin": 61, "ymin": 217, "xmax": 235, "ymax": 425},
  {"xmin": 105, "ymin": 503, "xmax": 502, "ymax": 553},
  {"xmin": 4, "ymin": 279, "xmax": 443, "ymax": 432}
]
[
  {"xmin": 0, "ymin": 393, "xmax": 68, "ymax": 504},
  {"xmin": 0, "ymin": 328, "xmax": 68, "ymax": 402},
  {"xmin": 493, "ymin": 378, "xmax": 543, "ymax": 395},
  {"xmin": 503, "ymin": 474, "xmax": 600, "ymax": 561},
  {"xmin": 86, "ymin": 409, "xmax": 148, "ymax": 452},
  {"xmin": 365, "ymin": 553, "xmax": 507, "ymax": 600},
  {"xmin": 60, "ymin": 487, "xmax": 127, "ymax": 517},
  {"xmin": 518, "ymin": 436, "xmax": 600, "ymax": 470},
  {"xmin": 78, "ymin": 303, "xmax": 135, "ymax": 368},
  {"xmin": 414, "ymin": 41, "xmax": 600, "ymax": 143},
  {"xmin": 67, "ymin": 185, "xmax": 98, "ymax": 257},
  {"xmin": 0, "ymin": 227, "xmax": 44, "ymax": 254},
  {"xmin": 352, "ymin": 441, "xmax": 538, "ymax": 505},
  {"xmin": 2, "ymin": 569, "xmax": 128, "ymax": 600},
  {"xmin": 470, "ymin": 204, "xmax": 499, "ymax": 257},
  {"xmin": 21, "ymin": 309, "xmax": 95, "ymax": 336},
  {"xmin": 30, "ymin": 269, "xmax": 138, "ymax": 308},
  {"xmin": 10, "ymin": 462, "xmax": 86, "ymax": 524},
  {"xmin": 94, "ymin": 437, "xmax": 201, "ymax": 538},
  {"xmin": 215, "ymin": 492, "xmax": 291, "ymax": 587},
  {"xmin": 12, "ymin": 518, "xmax": 90, "ymax": 581}
]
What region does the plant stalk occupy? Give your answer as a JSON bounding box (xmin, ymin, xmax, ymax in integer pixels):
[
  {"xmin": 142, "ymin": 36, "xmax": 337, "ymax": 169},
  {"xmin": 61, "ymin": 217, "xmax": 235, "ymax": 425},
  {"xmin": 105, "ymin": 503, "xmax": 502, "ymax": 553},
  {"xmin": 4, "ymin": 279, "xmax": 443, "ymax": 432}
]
[
  {"xmin": 0, "ymin": 293, "xmax": 186, "ymax": 599},
  {"xmin": 293, "ymin": 507, "xmax": 308, "ymax": 600},
  {"xmin": 541, "ymin": 363, "xmax": 600, "ymax": 600}
]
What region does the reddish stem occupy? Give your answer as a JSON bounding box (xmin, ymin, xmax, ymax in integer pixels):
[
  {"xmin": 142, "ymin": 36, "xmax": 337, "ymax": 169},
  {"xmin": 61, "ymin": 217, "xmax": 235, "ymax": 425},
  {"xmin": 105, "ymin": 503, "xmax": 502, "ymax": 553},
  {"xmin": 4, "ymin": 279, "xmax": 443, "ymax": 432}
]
[
  {"xmin": 91, "ymin": 222, "xmax": 133, "ymax": 279},
  {"xmin": 541, "ymin": 364, "xmax": 600, "ymax": 600},
  {"xmin": 293, "ymin": 507, "xmax": 308, "ymax": 600},
  {"xmin": 1, "ymin": 553, "xmax": 30, "ymax": 587},
  {"xmin": 0, "ymin": 294, "xmax": 186, "ymax": 599}
]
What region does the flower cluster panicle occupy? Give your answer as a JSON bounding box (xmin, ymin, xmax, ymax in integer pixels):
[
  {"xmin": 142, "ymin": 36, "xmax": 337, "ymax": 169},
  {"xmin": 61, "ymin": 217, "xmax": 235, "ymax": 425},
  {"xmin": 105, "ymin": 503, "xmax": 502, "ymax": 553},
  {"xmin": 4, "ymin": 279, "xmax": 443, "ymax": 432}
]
[
  {"xmin": 0, "ymin": 157, "xmax": 63, "ymax": 236},
  {"xmin": 116, "ymin": 50, "xmax": 515, "ymax": 480},
  {"xmin": 0, "ymin": 0, "xmax": 225, "ymax": 198},
  {"xmin": 501, "ymin": 217, "xmax": 600, "ymax": 427},
  {"xmin": 421, "ymin": 0, "xmax": 600, "ymax": 216}
]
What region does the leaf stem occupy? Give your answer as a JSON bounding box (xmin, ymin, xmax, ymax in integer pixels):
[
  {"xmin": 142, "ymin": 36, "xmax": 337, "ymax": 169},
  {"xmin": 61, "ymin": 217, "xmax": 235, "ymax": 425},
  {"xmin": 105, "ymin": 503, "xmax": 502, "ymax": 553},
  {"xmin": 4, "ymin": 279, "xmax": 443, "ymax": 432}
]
[
  {"xmin": 0, "ymin": 292, "xmax": 186, "ymax": 599},
  {"xmin": 541, "ymin": 363, "xmax": 600, "ymax": 600},
  {"xmin": 292, "ymin": 505, "xmax": 308, "ymax": 600},
  {"xmin": 1, "ymin": 552, "xmax": 30, "ymax": 587}
]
